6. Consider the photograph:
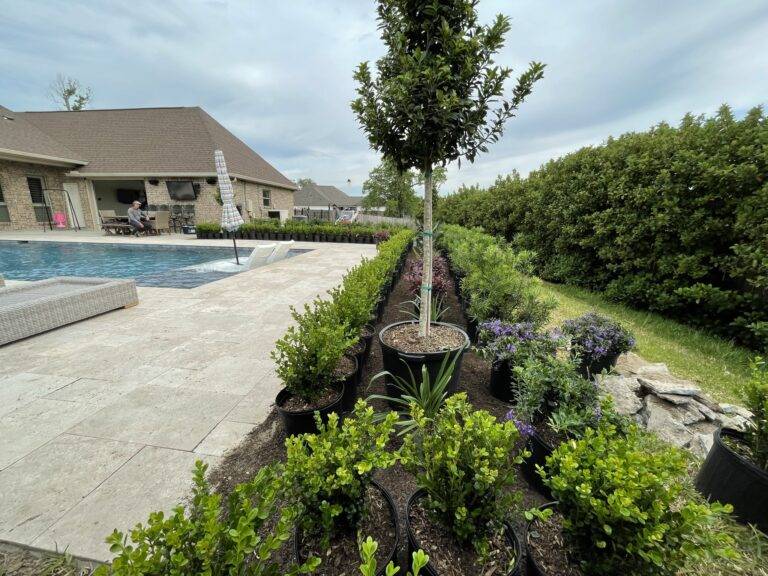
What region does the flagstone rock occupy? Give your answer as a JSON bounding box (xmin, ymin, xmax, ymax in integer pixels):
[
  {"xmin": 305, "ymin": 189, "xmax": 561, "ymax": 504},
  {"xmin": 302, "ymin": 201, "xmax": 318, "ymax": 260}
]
[
  {"xmin": 637, "ymin": 375, "xmax": 701, "ymax": 397},
  {"xmin": 597, "ymin": 375, "xmax": 642, "ymax": 415},
  {"xmin": 642, "ymin": 395, "xmax": 694, "ymax": 448},
  {"xmin": 719, "ymin": 403, "xmax": 754, "ymax": 420},
  {"xmin": 689, "ymin": 433, "xmax": 715, "ymax": 459}
]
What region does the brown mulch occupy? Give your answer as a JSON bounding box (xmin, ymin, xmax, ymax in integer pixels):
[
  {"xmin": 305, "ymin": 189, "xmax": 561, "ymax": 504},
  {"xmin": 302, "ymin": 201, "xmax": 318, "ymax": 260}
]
[
  {"xmin": 381, "ymin": 323, "xmax": 466, "ymax": 353},
  {"xmin": 527, "ymin": 511, "xmax": 584, "ymax": 576},
  {"xmin": 409, "ymin": 494, "xmax": 519, "ymax": 576},
  {"xmin": 281, "ymin": 385, "xmax": 342, "ymax": 412},
  {"xmin": 297, "ymin": 484, "xmax": 397, "ymax": 575},
  {"xmin": 209, "ymin": 250, "xmax": 548, "ymax": 574}
]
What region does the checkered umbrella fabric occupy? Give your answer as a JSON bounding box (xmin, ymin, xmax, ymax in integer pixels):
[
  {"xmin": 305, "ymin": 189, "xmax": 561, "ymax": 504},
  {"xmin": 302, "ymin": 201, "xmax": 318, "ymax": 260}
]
[{"xmin": 215, "ymin": 149, "xmax": 244, "ymax": 232}]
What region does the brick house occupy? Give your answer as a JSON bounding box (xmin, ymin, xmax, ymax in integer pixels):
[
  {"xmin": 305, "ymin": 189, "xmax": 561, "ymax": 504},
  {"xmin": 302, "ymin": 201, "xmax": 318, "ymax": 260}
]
[{"xmin": 0, "ymin": 105, "xmax": 296, "ymax": 231}]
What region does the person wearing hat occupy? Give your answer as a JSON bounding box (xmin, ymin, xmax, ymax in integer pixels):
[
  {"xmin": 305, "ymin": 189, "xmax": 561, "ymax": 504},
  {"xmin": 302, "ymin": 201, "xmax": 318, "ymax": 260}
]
[{"xmin": 127, "ymin": 200, "xmax": 153, "ymax": 235}]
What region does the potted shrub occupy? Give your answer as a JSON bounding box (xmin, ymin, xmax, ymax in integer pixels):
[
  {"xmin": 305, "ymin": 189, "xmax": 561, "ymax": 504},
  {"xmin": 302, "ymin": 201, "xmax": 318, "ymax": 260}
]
[
  {"xmin": 507, "ymin": 355, "xmax": 605, "ymax": 496},
  {"xmin": 475, "ymin": 319, "xmax": 559, "ymax": 402},
  {"xmin": 529, "ymin": 427, "xmax": 736, "ymax": 576},
  {"xmin": 102, "ymin": 461, "xmax": 319, "ymax": 576},
  {"xmin": 696, "ymin": 356, "xmax": 768, "ymax": 532},
  {"xmin": 359, "ymin": 537, "xmax": 429, "ymax": 576},
  {"xmin": 561, "ymin": 312, "xmax": 635, "ymax": 379},
  {"xmin": 401, "ymin": 394, "xmax": 526, "ymax": 575},
  {"xmin": 283, "ymin": 403, "xmax": 400, "ymax": 576},
  {"xmin": 272, "ymin": 299, "xmax": 356, "ymax": 435}
]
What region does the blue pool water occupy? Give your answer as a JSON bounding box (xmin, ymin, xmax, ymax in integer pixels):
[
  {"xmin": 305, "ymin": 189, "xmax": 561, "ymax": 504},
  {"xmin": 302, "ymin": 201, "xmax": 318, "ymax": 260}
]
[{"xmin": 0, "ymin": 241, "xmax": 307, "ymax": 289}]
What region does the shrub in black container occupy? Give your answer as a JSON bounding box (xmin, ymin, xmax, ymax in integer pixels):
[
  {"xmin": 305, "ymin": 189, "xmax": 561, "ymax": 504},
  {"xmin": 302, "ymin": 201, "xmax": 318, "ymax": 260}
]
[
  {"xmin": 401, "ymin": 394, "xmax": 526, "ymax": 575},
  {"xmin": 535, "ymin": 427, "xmax": 736, "ymax": 576},
  {"xmin": 561, "ymin": 312, "xmax": 635, "ymax": 379},
  {"xmin": 283, "ymin": 403, "xmax": 400, "ymax": 574}
]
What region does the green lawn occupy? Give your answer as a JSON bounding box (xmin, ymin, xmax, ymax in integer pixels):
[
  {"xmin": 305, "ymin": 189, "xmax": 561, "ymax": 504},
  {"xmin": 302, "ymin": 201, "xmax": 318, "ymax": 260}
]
[{"xmin": 538, "ymin": 281, "xmax": 755, "ymax": 404}]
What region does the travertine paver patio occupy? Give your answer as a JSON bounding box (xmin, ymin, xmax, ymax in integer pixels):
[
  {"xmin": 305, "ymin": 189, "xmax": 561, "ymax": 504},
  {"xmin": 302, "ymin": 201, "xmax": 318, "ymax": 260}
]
[{"xmin": 0, "ymin": 233, "xmax": 376, "ymax": 561}]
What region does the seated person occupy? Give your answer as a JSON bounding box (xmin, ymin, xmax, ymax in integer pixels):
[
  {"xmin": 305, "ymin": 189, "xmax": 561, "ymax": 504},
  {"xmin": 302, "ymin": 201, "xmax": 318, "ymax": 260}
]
[{"xmin": 127, "ymin": 200, "xmax": 153, "ymax": 234}]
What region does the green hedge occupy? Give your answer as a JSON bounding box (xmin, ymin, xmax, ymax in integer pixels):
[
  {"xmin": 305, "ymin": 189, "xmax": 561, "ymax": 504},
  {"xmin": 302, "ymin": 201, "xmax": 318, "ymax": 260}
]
[
  {"xmin": 437, "ymin": 105, "xmax": 768, "ymax": 349},
  {"xmin": 196, "ymin": 219, "xmax": 405, "ymax": 242}
]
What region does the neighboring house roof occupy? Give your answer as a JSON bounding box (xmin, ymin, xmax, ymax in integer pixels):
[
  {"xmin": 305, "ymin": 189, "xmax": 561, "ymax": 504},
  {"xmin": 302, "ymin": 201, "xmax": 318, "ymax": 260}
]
[
  {"xmin": 295, "ymin": 182, "xmax": 359, "ymax": 207},
  {"xmin": 0, "ymin": 105, "xmax": 86, "ymax": 166},
  {"xmin": 345, "ymin": 196, "xmax": 364, "ymax": 207},
  {"xmin": 5, "ymin": 105, "xmax": 295, "ymax": 190}
]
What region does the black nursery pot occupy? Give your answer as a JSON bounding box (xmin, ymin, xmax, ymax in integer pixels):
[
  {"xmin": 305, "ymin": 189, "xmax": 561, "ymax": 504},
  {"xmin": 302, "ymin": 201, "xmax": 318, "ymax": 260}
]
[
  {"xmin": 525, "ymin": 502, "xmax": 559, "ymax": 576},
  {"xmin": 340, "ymin": 354, "xmax": 361, "ymax": 412},
  {"xmin": 575, "ymin": 351, "xmax": 620, "ymax": 380},
  {"xmin": 406, "ymin": 490, "xmax": 522, "ymax": 576},
  {"xmin": 489, "ymin": 360, "xmax": 517, "ymax": 403},
  {"xmin": 521, "ymin": 430, "xmax": 555, "ymax": 499},
  {"xmin": 695, "ymin": 428, "xmax": 768, "ymax": 533},
  {"xmin": 295, "ymin": 480, "xmax": 399, "ymax": 576},
  {"xmin": 275, "ymin": 384, "xmax": 344, "ymax": 436},
  {"xmin": 379, "ymin": 321, "xmax": 469, "ymax": 403}
]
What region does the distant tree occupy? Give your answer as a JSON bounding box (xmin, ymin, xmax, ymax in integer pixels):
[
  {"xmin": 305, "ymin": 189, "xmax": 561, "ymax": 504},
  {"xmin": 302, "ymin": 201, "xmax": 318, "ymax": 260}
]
[
  {"xmin": 296, "ymin": 178, "xmax": 316, "ymax": 188},
  {"xmin": 362, "ymin": 159, "xmax": 419, "ymax": 217},
  {"xmin": 352, "ymin": 0, "xmax": 544, "ymax": 336},
  {"xmin": 49, "ymin": 74, "xmax": 92, "ymax": 111}
]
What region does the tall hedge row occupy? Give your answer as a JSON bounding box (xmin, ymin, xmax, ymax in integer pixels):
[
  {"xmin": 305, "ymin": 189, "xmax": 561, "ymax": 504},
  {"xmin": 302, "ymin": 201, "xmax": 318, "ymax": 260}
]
[{"xmin": 437, "ymin": 105, "xmax": 768, "ymax": 349}]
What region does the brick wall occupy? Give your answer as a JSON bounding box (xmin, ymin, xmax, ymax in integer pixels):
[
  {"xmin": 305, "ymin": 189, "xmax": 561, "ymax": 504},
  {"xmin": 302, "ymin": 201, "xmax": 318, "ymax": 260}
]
[
  {"xmin": 0, "ymin": 159, "xmax": 70, "ymax": 230},
  {"xmin": 144, "ymin": 177, "xmax": 294, "ymax": 224}
]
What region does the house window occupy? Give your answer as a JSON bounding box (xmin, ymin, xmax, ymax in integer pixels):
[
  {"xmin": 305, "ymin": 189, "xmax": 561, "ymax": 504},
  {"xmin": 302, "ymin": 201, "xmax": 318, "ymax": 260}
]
[
  {"xmin": 27, "ymin": 176, "xmax": 48, "ymax": 222},
  {"xmin": 0, "ymin": 182, "xmax": 10, "ymax": 222},
  {"xmin": 262, "ymin": 189, "xmax": 271, "ymax": 207}
]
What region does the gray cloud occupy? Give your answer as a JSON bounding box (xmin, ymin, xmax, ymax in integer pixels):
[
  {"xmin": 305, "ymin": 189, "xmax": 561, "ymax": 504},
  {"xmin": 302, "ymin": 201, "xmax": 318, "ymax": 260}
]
[{"xmin": 1, "ymin": 0, "xmax": 766, "ymax": 195}]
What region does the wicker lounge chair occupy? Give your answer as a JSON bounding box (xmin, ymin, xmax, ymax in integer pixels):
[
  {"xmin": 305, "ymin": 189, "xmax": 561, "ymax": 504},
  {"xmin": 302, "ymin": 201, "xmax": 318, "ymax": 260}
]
[{"xmin": 0, "ymin": 277, "xmax": 138, "ymax": 346}]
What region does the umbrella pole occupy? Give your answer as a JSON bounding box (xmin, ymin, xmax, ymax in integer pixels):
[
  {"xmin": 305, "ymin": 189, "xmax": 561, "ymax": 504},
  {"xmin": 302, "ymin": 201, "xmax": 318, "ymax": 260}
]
[{"xmin": 233, "ymin": 236, "xmax": 240, "ymax": 265}]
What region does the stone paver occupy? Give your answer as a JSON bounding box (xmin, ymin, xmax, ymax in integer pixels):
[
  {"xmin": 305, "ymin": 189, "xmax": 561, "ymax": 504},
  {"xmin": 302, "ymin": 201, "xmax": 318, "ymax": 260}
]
[
  {"xmin": 32, "ymin": 446, "xmax": 218, "ymax": 560},
  {"xmin": 0, "ymin": 233, "xmax": 374, "ymax": 560},
  {"xmin": 0, "ymin": 435, "xmax": 140, "ymax": 544}
]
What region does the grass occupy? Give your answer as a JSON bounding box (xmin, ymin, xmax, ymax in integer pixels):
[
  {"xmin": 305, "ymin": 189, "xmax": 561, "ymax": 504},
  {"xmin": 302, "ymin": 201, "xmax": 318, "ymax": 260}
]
[{"xmin": 538, "ymin": 281, "xmax": 755, "ymax": 404}]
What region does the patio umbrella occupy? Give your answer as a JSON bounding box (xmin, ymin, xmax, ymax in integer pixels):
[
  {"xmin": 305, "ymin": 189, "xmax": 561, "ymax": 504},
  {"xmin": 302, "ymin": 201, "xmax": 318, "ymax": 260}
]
[{"xmin": 215, "ymin": 149, "xmax": 245, "ymax": 264}]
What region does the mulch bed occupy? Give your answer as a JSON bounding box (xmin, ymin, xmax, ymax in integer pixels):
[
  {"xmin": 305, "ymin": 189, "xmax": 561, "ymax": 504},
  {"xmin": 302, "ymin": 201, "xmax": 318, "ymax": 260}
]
[
  {"xmin": 297, "ymin": 484, "xmax": 397, "ymax": 575},
  {"xmin": 527, "ymin": 511, "xmax": 584, "ymax": 576},
  {"xmin": 409, "ymin": 494, "xmax": 518, "ymax": 576},
  {"xmin": 209, "ymin": 250, "xmax": 548, "ymax": 574}
]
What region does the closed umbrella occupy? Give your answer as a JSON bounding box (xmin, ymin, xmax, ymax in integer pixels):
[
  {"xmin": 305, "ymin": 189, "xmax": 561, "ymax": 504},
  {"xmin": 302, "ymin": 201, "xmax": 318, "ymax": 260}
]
[{"xmin": 215, "ymin": 149, "xmax": 245, "ymax": 264}]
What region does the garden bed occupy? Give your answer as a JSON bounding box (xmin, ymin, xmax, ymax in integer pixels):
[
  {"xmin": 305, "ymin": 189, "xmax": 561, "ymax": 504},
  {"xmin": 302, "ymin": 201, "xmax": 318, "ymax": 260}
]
[{"xmin": 208, "ymin": 249, "xmax": 547, "ymax": 573}]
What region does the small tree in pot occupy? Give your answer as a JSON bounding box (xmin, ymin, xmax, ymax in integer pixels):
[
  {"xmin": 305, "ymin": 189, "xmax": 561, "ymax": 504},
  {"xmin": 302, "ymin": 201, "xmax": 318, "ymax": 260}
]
[{"xmin": 352, "ymin": 0, "xmax": 544, "ymax": 343}]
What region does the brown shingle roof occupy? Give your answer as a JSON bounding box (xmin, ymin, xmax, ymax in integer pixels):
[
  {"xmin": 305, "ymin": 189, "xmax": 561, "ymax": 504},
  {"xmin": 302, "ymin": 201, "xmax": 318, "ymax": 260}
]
[
  {"xmin": 295, "ymin": 182, "xmax": 358, "ymax": 207},
  {"xmin": 17, "ymin": 106, "xmax": 295, "ymax": 189},
  {"xmin": 0, "ymin": 105, "xmax": 85, "ymax": 165}
]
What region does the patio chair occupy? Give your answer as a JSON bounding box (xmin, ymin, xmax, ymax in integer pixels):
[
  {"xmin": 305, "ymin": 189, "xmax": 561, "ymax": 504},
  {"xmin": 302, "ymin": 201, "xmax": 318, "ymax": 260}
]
[
  {"xmin": 188, "ymin": 243, "xmax": 277, "ymax": 273},
  {"xmin": 152, "ymin": 211, "xmax": 171, "ymax": 235},
  {"xmin": 266, "ymin": 240, "xmax": 295, "ymax": 263}
]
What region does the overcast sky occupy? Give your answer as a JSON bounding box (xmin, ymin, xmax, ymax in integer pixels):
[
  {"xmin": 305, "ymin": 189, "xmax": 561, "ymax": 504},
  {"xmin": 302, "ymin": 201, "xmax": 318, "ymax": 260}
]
[{"xmin": 1, "ymin": 0, "xmax": 767, "ymax": 195}]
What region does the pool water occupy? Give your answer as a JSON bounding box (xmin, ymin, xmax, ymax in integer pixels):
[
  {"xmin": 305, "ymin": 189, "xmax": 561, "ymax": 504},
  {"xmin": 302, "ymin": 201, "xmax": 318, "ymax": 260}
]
[{"xmin": 0, "ymin": 241, "xmax": 306, "ymax": 289}]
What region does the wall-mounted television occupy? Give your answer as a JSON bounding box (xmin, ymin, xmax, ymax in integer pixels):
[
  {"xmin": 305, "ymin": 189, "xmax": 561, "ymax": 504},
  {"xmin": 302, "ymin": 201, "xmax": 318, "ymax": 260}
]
[{"xmin": 166, "ymin": 181, "xmax": 198, "ymax": 201}]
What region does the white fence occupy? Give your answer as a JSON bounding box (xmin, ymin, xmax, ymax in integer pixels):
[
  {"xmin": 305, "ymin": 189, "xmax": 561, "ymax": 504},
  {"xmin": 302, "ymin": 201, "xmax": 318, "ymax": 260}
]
[{"xmin": 356, "ymin": 213, "xmax": 416, "ymax": 228}]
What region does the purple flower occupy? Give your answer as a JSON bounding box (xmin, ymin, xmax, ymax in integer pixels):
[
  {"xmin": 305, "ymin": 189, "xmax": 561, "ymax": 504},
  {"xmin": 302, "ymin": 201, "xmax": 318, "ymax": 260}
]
[
  {"xmin": 476, "ymin": 320, "xmax": 556, "ymax": 365},
  {"xmin": 562, "ymin": 312, "xmax": 635, "ymax": 364},
  {"xmin": 505, "ymin": 409, "xmax": 535, "ymax": 439}
]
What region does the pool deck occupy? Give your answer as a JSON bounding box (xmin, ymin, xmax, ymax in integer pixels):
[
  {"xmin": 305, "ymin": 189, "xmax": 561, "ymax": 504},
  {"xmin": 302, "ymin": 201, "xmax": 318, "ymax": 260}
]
[{"xmin": 0, "ymin": 231, "xmax": 377, "ymax": 561}]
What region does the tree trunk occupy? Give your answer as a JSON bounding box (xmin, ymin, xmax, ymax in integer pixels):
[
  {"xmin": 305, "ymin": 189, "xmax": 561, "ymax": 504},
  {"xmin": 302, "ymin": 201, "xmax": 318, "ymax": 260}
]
[{"xmin": 419, "ymin": 165, "xmax": 433, "ymax": 338}]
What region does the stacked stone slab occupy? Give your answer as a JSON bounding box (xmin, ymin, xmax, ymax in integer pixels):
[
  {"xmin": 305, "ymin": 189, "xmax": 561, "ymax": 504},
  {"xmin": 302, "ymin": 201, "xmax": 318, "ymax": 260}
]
[{"xmin": 597, "ymin": 353, "xmax": 753, "ymax": 458}]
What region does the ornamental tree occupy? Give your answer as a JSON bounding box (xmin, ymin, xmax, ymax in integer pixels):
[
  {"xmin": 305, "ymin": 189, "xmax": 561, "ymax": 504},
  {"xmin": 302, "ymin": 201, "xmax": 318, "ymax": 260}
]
[{"xmin": 352, "ymin": 0, "xmax": 544, "ymax": 337}]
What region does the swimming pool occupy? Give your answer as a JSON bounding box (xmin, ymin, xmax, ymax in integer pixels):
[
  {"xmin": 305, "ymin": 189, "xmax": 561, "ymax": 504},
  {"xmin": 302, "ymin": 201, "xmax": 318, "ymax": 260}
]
[{"xmin": 0, "ymin": 241, "xmax": 306, "ymax": 289}]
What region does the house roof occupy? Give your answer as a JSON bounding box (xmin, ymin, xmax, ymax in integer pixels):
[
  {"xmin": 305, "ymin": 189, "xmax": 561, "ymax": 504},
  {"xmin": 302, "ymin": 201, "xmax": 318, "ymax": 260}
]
[
  {"xmin": 0, "ymin": 105, "xmax": 86, "ymax": 166},
  {"xmin": 8, "ymin": 106, "xmax": 295, "ymax": 190},
  {"xmin": 295, "ymin": 182, "xmax": 359, "ymax": 207}
]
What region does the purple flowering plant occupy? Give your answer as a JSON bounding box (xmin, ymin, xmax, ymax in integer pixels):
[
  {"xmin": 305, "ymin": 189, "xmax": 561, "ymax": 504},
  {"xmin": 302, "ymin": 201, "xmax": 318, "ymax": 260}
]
[
  {"xmin": 561, "ymin": 312, "xmax": 635, "ymax": 366},
  {"xmin": 476, "ymin": 319, "xmax": 559, "ymax": 366}
]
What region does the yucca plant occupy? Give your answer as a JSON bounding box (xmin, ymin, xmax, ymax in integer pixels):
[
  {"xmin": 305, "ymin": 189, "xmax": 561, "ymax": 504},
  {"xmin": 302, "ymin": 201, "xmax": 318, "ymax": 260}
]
[
  {"xmin": 399, "ymin": 294, "xmax": 450, "ymax": 324},
  {"xmin": 367, "ymin": 350, "xmax": 461, "ymax": 435}
]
